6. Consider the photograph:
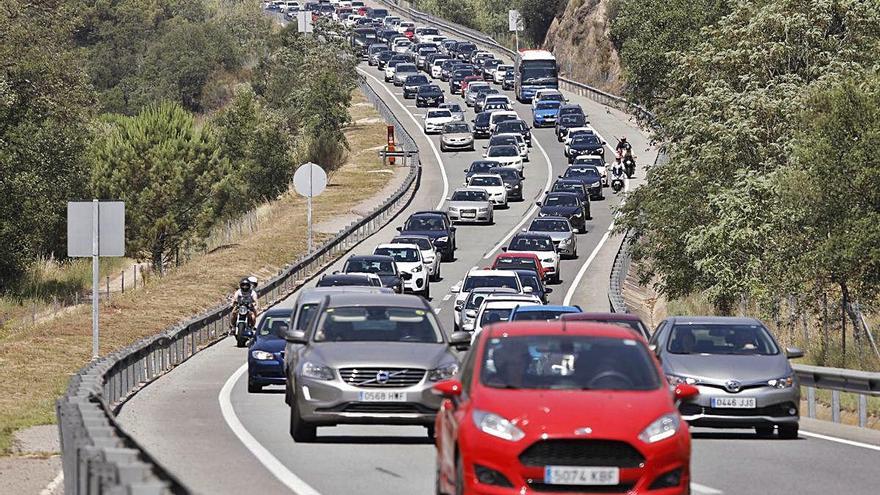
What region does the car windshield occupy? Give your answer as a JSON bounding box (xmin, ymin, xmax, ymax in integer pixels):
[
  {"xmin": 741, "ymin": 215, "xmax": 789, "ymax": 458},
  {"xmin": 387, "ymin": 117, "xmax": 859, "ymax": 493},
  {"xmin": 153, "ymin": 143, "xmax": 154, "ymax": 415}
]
[
  {"xmin": 344, "ymin": 259, "xmax": 395, "ymax": 275},
  {"xmin": 517, "ymin": 273, "xmax": 541, "ymax": 293},
  {"xmin": 443, "ymin": 103, "xmax": 462, "ymax": 112},
  {"xmin": 469, "ymin": 162, "xmax": 495, "ymax": 174},
  {"xmin": 511, "ymin": 310, "xmax": 574, "ymax": 321},
  {"xmin": 494, "ymin": 257, "xmax": 536, "ymax": 269},
  {"xmin": 374, "ymin": 247, "xmax": 420, "ymax": 263},
  {"xmin": 667, "ymin": 324, "xmax": 780, "ymax": 355},
  {"xmin": 406, "ymin": 75, "xmax": 428, "ymax": 85},
  {"xmin": 489, "ymin": 136, "xmax": 517, "ymax": 147},
  {"xmin": 396, "ymin": 64, "xmax": 416, "ymax": 72},
  {"xmin": 258, "ymin": 315, "xmax": 290, "ymax": 337},
  {"xmin": 509, "ymin": 236, "xmax": 553, "ymax": 251},
  {"xmin": 495, "ymin": 121, "xmax": 523, "ymax": 132},
  {"xmin": 480, "ymin": 307, "xmax": 513, "ymax": 326},
  {"xmin": 314, "ymin": 306, "xmax": 442, "ymax": 343},
  {"xmin": 427, "ymin": 110, "xmax": 452, "ymax": 119},
  {"xmin": 394, "ymin": 237, "xmax": 432, "ymax": 250},
  {"xmin": 404, "ymin": 216, "xmax": 446, "ymax": 231},
  {"xmin": 536, "ymin": 101, "xmax": 561, "ymax": 110},
  {"xmin": 445, "ymin": 123, "xmax": 470, "ymax": 133},
  {"xmin": 453, "ymin": 69, "xmax": 471, "ymax": 78},
  {"xmin": 481, "ymin": 336, "xmax": 661, "ymax": 390},
  {"xmin": 544, "ymin": 194, "xmax": 578, "ymax": 207},
  {"xmin": 452, "ymin": 190, "xmax": 488, "ymax": 201},
  {"xmin": 560, "ymin": 115, "xmax": 586, "ymax": 126},
  {"xmin": 468, "ymin": 84, "xmax": 489, "ymax": 93},
  {"xmin": 530, "ymin": 219, "xmax": 570, "ymax": 232},
  {"xmin": 475, "ymin": 113, "xmax": 491, "ymax": 124},
  {"xmin": 573, "ymin": 135, "xmax": 601, "ymax": 146},
  {"xmin": 318, "ymin": 275, "xmax": 373, "ymax": 287},
  {"xmin": 469, "ymin": 176, "xmax": 502, "ymax": 187},
  {"xmin": 578, "ymin": 318, "xmax": 650, "ymax": 338},
  {"xmin": 463, "ymin": 275, "xmax": 519, "ymax": 291},
  {"xmin": 565, "ymin": 167, "xmax": 600, "ymax": 181},
  {"xmin": 492, "ymin": 168, "xmax": 519, "ymax": 180},
  {"xmin": 295, "ymin": 304, "xmax": 318, "ymax": 331},
  {"xmin": 420, "ymin": 86, "xmax": 442, "ymax": 95},
  {"xmin": 488, "ymin": 145, "xmax": 518, "ymax": 157}
]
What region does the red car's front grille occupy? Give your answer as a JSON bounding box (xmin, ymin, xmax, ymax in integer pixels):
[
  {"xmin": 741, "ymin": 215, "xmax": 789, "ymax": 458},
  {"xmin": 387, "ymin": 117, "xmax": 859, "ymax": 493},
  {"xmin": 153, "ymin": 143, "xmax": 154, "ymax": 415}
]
[{"xmin": 518, "ymin": 439, "xmax": 645, "ymax": 468}]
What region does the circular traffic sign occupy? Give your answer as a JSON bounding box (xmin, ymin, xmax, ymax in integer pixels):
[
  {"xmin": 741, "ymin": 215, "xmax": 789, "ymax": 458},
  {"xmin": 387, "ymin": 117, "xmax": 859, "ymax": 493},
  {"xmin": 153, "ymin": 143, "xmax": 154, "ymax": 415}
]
[{"xmin": 293, "ymin": 162, "xmax": 327, "ymax": 198}]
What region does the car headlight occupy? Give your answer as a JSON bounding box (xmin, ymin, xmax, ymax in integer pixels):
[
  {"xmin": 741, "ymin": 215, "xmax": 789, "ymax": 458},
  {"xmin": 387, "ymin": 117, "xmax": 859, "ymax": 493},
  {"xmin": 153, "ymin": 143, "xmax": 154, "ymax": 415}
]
[
  {"xmin": 301, "ymin": 361, "xmax": 334, "ymax": 380},
  {"xmin": 560, "ymin": 237, "xmax": 572, "ymax": 246},
  {"xmin": 573, "ymin": 212, "xmax": 583, "ymax": 218},
  {"xmin": 768, "ymin": 375, "xmax": 794, "ymax": 389},
  {"xmin": 666, "ymin": 374, "xmax": 698, "ymax": 386},
  {"xmin": 436, "ymin": 236, "xmax": 448, "ymax": 243},
  {"xmin": 428, "ymin": 363, "xmax": 459, "ymax": 381},
  {"xmin": 251, "ymin": 350, "xmax": 275, "ymax": 361},
  {"xmin": 413, "ymin": 265, "xmax": 423, "ymax": 272},
  {"xmin": 472, "ymin": 409, "xmax": 525, "ymax": 441},
  {"xmin": 591, "ymin": 182, "xmax": 601, "ymax": 188},
  {"xmin": 638, "ymin": 413, "xmax": 680, "ymax": 444}
]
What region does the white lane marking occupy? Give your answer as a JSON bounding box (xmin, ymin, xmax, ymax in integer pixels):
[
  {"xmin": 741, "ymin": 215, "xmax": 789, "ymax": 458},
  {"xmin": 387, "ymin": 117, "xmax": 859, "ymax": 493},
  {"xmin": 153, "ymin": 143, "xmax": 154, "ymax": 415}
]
[
  {"xmin": 563, "ymin": 223, "xmax": 614, "ymax": 305},
  {"xmin": 219, "ymin": 364, "xmax": 322, "ymax": 495},
  {"xmin": 482, "ymin": 134, "xmax": 554, "ymax": 259},
  {"xmin": 358, "ymin": 68, "xmax": 449, "ymax": 210},
  {"xmin": 442, "ymin": 294, "xmax": 452, "ymax": 301},
  {"xmin": 40, "ymin": 470, "xmax": 63, "ymax": 495},
  {"xmin": 800, "ymin": 430, "xmax": 880, "ymax": 452},
  {"xmin": 691, "ymin": 482, "xmax": 724, "ymax": 494}
]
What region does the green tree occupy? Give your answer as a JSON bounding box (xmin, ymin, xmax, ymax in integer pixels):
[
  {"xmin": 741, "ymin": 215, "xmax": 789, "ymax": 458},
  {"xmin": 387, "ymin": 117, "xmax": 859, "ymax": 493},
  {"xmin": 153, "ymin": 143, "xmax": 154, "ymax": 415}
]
[
  {"xmin": 90, "ymin": 102, "xmax": 230, "ymax": 270},
  {"xmin": 517, "ymin": 0, "xmax": 568, "ymax": 46}
]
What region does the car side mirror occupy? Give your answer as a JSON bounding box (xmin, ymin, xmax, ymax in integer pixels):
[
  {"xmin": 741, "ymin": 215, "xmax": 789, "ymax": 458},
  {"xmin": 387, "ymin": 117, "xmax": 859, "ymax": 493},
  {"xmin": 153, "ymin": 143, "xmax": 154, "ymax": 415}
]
[
  {"xmin": 785, "ymin": 347, "xmax": 805, "ymax": 359},
  {"xmin": 673, "ymin": 383, "xmax": 699, "ymax": 402},
  {"xmin": 462, "ymin": 322, "xmax": 475, "ymax": 332},
  {"xmin": 558, "ymin": 175, "xmax": 564, "ymax": 179},
  {"xmin": 282, "ymin": 328, "xmax": 308, "ymax": 344},
  {"xmin": 522, "ymin": 286, "xmax": 533, "ymax": 294},
  {"xmin": 450, "ymin": 285, "xmax": 461, "ymax": 293},
  {"xmin": 448, "ymin": 331, "xmax": 472, "ymax": 349},
  {"xmin": 465, "ymin": 309, "xmax": 477, "ymax": 318},
  {"xmin": 535, "ymin": 201, "xmax": 542, "ymax": 206},
  {"xmin": 396, "ymin": 226, "xmax": 402, "ymax": 232},
  {"xmin": 500, "ymin": 247, "xmax": 507, "ymax": 252},
  {"xmin": 454, "ymin": 301, "xmax": 464, "ymax": 311},
  {"xmin": 432, "ymin": 379, "xmax": 463, "ymax": 397},
  {"xmin": 545, "ymin": 287, "xmax": 553, "ymax": 294},
  {"xmin": 648, "ymin": 344, "xmax": 662, "ymax": 362}
]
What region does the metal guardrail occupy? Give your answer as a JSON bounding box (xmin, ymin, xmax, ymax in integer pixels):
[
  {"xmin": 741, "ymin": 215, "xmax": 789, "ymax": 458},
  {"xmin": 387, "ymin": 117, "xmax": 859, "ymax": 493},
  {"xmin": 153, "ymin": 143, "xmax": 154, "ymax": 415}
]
[{"xmin": 56, "ymin": 77, "xmax": 424, "ymax": 495}]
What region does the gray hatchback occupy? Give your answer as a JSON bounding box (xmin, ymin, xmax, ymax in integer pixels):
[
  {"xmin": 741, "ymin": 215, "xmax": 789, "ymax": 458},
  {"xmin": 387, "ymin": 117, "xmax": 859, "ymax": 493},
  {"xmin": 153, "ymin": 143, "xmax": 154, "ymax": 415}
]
[
  {"xmin": 650, "ymin": 316, "xmax": 804, "ymax": 438},
  {"xmin": 282, "ymin": 293, "xmax": 471, "ymax": 442}
]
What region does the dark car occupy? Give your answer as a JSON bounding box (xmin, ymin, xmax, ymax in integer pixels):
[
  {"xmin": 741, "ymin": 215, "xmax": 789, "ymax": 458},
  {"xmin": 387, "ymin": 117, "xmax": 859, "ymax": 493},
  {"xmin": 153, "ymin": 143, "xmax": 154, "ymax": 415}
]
[
  {"xmin": 367, "ymin": 44, "xmax": 389, "ymax": 65},
  {"xmin": 463, "ymin": 160, "xmax": 498, "ymax": 182},
  {"xmin": 316, "ymin": 273, "xmax": 382, "ymax": 287},
  {"xmin": 561, "ymin": 312, "xmax": 651, "ymax": 339},
  {"xmin": 473, "ymin": 88, "xmax": 501, "ymax": 113},
  {"xmin": 502, "ymin": 69, "xmax": 515, "ymax": 90},
  {"xmin": 493, "ymin": 119, "xmax": 532, "ymax": 147},
  {"xmin": 416, "ymin": 84, "xmax": 444, "ymax": 107},
  {"xmin": 490, "ymin": 166, "xmax": 523, "ymax": 201},
  {"xmin": 567, "ymin": 133, "xmax": 606, "ymax": 162},
  {"xmin": 403, "ymin": 74, "xmax": 430, "ymax": 98},
  {"xmin": 557, "ymin": 103, "xmax": 585, "ymax": 120},
  {"xmin": 550, "ymin": 178, "xmax": 592, "ymax": 216},
  {"xmin": 439, "ymin": 59, "xmax": 459, "ymax": 81},
  {"xmin": 536, "ymin": 192, "xmax": 588, "ymax": 233},
  {"xmin": 455, "ymin": 42, "xmax": 477, "ymax": 60},
  {"xmin": 397, "ymin": 211, "xmax": 456, "ymax": 261},
  {"xmin": 246, "ymin": 308, "xmax": 291, "ymax": 392},
  {"xmin": 561, "ymin": 165, "xmax": 604, "ymax": 200},
  {"xmin": 513, "ymin": 269, "xmax": 551, "ymax": 304},
  {"xmin": 341, "ymin": 255, "xmax": 404, "ymax": 293},
  {"xmin": 472, "ymin": 111, "xmax": 492, "ymax": 138},
  {"xmin": 449, "ymin": 68, "xmax": 472, "ymax": 93},
  {"xmin": 375, "ymin": 50, "xmax": 396, "ymax": 69},
  {"xmin": 555, "ymin": 113, "xmax": 587, "ymax": 141},
  {"xmin": 481, "ymin": 58, "xmax": 502, "ymax": 80}
]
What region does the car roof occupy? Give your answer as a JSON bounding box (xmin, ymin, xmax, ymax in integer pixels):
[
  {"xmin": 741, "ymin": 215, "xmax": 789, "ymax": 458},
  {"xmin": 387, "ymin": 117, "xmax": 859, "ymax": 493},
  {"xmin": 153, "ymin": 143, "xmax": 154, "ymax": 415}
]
[
  {"xmin": 485, "ymin": 321, "xmax": 642, "ymax": 339},
  {"xmin": 454, "ymin": 187, "xmax": 490, "ymax": 193},
  {"xmin": 561, "ymin": 312, "xmax": 644, "ymax": 322},
  {"xmin": 324, "ymin": 292, "xmax": 428, "ymax": 308},
  {"xmin": 470, "ymin": 173, "xmax": 503, "ymax": 180},
  {"xmin": 347, "ymin": 254, "xmax": 395, "ymax": 262},
  {"xmin": 299, "ymin": 285, "xmax": 390, "ymax": 303},
  {"xmin": 466, "ymin": 268, "xmax": 519, "ymax": 277},
  {"xmin": 515, "ymin": 305, "xmax": 580, "ymax": 312},
  {"xmin": 495, "ymin": 252, "xmax": 539, "ymax": 260},
  {"xmin": 262, "ymin": 307, "xmax": 292, "ymax": 317},
  {"xmin": 545, "ymin": 191, "xmax": 579, "ymax": 197},
  {"xmin": 376, "ymin": 243, "xmax": 420, "ymax": 250},
  {"xmin": 665, "ymin": 316, "xmax": 764, "ymax": 325},
  {"xmin": 531, "ymin": 216, "xmax": 569, "ymax": 222},
  {"xmin": 511, "ymin": 232, "xmax": 553, "ymax": 240},
  {"xmin": 469, "ymin": 287, "xmax": 518, "ymax": 295}
]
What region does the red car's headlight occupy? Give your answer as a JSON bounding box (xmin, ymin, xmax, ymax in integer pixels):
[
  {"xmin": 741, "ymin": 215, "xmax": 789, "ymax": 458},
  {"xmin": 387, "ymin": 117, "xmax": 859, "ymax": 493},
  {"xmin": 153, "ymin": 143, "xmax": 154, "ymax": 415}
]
[
  {"xmin": 638, "ymin": 413, "xmax": 681, "ymax": 444},
  {"xmin": 472, "ymin": 409, "xmax": 525, "ymax": 442}
]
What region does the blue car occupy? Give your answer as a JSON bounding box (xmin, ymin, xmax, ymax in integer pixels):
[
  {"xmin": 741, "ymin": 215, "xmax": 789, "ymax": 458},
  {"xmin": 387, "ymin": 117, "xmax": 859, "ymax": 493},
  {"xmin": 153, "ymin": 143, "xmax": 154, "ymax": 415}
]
[
  {"xmin": 247, "ymin": 308, "xmax": 291, "ymax": 393},
  {"xmin": 533, "ymin": 100, "xmax": 562, "ymax": 127},
  {"xmin": 509, "ymin": 304, "xmax": 582, "ymax": 321}
]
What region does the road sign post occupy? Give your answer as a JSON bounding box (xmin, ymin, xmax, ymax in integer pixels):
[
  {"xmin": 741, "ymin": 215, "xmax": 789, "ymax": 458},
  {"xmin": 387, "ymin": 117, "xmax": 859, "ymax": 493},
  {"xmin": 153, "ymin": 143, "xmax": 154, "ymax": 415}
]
[
  {"xmin": 508, "ymin": 10, "xmax": 523, "ymax": 50},
  {"xmin": 297, "ymin": 11, "xmax": 314, "ymax": 33},
  {"xmin": 68, "ymin": 200, "xmax": 125, "ymax": 358},
  {"xmin": 293, "ymin": 163, "xmax": 328, "ymax": 253}
]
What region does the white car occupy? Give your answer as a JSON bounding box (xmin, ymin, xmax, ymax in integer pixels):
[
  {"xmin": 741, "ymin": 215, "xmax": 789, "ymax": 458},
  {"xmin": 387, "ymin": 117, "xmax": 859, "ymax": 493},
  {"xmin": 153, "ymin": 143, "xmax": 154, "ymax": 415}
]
[
  {"xmin": 470, "ymin": 297, "xmax": 542, "ymax": 334},
  {"xmin": 430, "ymin": 58, "xmax": 449, "ymax": 78},
  {"xmin": 451, "ymin": 269, "xmax": 525, "ymax": 330},
  {"xmin": 572, "ymin": 155, "xmax": 608, "ymax": 186},
  {"xmin": 496, "ymin": 133, "xmax": 529, "ymax": 161},
  {"xmin": 482, "ymin": 95, "xmax": 512, "ymax": 112},
  {"xmin": 505, "ymin": 233, "xmax": 561, "ymax": 284},
  {"xmin": 393, "ymin": 39, "xmax": 412, "ymax": 54},
  {"xmin": 488, "ymin": 110, "xmax": 519, "ymax": 133},
  {"xmin": 483, "ymin": 145, "xmax": 524, "ymax": 175},
  {"xmin": 467, "ymin": 174, "xmax": 507, "ymax": 207},
  {"xmin": 373, "ymin": 243, "xmax": 430, "ymax": 298},
  {"xmin": 397, "ymin": 21, "xmax": 415, "ymax": 34},
  {"xmin": 494, "ymin": 65, "xmax": 513, "ymax": 84},
  {"xmin": 563, "ymin": 126, "xmax": 597, "ymax": 146},
  {"xmin": 392, "ymin": 234, "xmax": 441, "ymax": 282},
  {"xmin": 439, "ymin": 102, "xmax": 465, "ymax": 122},
  {"xmin": 424, "ymin": 109, "xmax": 456, "ymax": 133},
  {"xmin": 532, "ymin": 89, "xmax": 565, "ymax": 109}
]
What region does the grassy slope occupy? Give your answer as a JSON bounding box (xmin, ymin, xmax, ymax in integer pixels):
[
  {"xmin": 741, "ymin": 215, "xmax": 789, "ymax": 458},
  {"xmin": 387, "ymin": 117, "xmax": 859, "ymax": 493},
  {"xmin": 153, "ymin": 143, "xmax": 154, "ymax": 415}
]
[{"xmin": 0, "ymin": 90, "xmax": 390, "ymax": 453}]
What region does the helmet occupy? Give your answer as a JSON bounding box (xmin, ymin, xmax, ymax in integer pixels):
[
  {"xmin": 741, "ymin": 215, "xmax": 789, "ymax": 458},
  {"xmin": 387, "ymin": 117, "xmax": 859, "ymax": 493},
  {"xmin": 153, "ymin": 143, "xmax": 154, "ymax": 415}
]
[
  {"xmin": 239, "ymin": 278, "xmax": 251, "ymax": 291},
  {"xmin": 620, "ymin": 137, "xmax": 628, "ymax": 143},
  {"xmin": 247, "ymin": 276, "xmax": 258, "ymax": 287}
]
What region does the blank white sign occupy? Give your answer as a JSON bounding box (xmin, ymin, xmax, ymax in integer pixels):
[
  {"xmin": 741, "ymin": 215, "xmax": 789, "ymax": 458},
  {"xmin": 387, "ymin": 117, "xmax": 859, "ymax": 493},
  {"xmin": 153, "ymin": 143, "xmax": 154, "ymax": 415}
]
[{"xmin": 67, "ymin": 201, "xmax": 125, "ymax": 257}]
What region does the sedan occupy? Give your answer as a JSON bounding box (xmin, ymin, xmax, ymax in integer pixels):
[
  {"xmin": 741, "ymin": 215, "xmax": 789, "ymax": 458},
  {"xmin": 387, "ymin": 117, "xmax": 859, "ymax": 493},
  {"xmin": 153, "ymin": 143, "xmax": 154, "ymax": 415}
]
[
  {"xmin": 463, "ymin": 159, "xmax": 498, "ymax": 182},
  {"xmin": 536, "ymin": 192, "xmax": 589, "ymax": 234},
  {"xmin": 447, "ymin": 188, "xmax": 494, "ymax": 224},
  {"xmin": 397, "ymin": 211, "xmax": 457, "ymax": 262},
  {"xmin": 483, "ymin": 145, "xmax": 523, "ymax": 176},
  {"xmin": 402, "ymin": 74, "xmax": 430, "ymax": 98},
  {"xmin": 434, "ymin": 322, "xmax": 697, "ymax": 495},
  {"xmin": 424, "ymin": 109, "xmax": 456, "ymax": 134},
  {"xmin": 247, "ymin": 308, "xmax": 291, "ymax": 393},
  {"xmin": 467, "ymin": 174, "xmax": 508, "ymax": 208},
  {"xmin": 416, "ymin": 84, "xmax": 444, "ymax": 107},
  {"xmin": 504, "ymin": 233, "xmax": 560, "ymax": 284},
  {"xmin": 490, "ymin": 167, "xmax": 523, "ymax": 201},
  {"xmin": 567, "ymin": 133, "xmax": 606, "ymax": 162},
  {"xmin": 284, "ymin": 293, "xmax": 471, "ymax": 441},
  {"xmin": 472, "ymin": 111, "xmax": 492, "ymax": 138},
  {"xmin": 392, "ymin": 235, "xmax": 441, "ymax": 282},
  {"xmin": 533, "ymin": 99, "xmax": 561, "ymax": 127},
  {"xmin": 560, "ymin": 165, "xmax": 605, "ymax": 200},
  {"xmin": 527, "ymin": 216, "xmax": 578, "ymax": 257},
  {"xmin": 438, "ymin": 102, "xmax": 465, "ymax": 122},
  {"xmin": 341, "ymin": 255, "xmax": 404, "ymax": 293},
  {"xmin": 440, "ymin": 122, "xmax": 474, "ymax": 152},
  {"xmin": 651, "ymin": 316, "xmax": 804, "ymax": 439},
  {"xmin": 494, "ymin": 119, "xmax": 532, "ymax": 147},
  {"xmin": 393, "ymin": 63, "xmax": 419, "ymax": 86}
]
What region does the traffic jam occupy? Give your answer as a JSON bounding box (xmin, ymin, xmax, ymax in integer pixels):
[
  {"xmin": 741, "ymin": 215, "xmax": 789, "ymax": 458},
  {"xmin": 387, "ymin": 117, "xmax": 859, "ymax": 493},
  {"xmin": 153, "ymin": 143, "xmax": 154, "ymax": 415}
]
[{"xmin": 254, "ymin": 3, "xmax": 807, "ymax": 494}]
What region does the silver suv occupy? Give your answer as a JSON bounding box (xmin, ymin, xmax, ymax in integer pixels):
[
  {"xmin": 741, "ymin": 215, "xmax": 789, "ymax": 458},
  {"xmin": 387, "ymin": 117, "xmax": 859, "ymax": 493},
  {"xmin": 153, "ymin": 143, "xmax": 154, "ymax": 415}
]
[{"xmin": 282, "ymin": 293, "xmax": 471, "ymax": 442}]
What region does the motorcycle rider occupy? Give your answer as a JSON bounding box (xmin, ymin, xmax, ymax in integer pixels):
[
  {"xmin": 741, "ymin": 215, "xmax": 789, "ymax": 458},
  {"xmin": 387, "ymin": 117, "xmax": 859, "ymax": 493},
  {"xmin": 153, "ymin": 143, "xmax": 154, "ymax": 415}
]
[
  {"xmin": 610, "ymin": 157, "xmax": 627, "ymax": 192},
  {"xmin": 615, "ymin": 136, "xmax": 632, "ymax": 157},
  {"xmin": 231, "ymin": 277, "xmax": 259, "ymax": 331}
]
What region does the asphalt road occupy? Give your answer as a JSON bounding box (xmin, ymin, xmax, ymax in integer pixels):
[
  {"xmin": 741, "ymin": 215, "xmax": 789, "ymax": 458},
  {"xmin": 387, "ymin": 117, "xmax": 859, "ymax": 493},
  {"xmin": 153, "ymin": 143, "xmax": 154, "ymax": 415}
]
[{"xmin": 117, "ymin": 22, "xmax": 880, "ymax": 495}]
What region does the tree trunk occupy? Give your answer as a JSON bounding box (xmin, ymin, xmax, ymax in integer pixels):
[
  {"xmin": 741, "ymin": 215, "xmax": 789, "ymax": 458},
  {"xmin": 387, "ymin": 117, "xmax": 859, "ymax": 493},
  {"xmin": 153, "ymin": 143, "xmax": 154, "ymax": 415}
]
[
  {"xmin": 841, "ymin": 281, "xmax": 848, "ymax": 366},
  {"xmin": 821, "ymin": 292, "xmax": 829, "ymax": 365}
]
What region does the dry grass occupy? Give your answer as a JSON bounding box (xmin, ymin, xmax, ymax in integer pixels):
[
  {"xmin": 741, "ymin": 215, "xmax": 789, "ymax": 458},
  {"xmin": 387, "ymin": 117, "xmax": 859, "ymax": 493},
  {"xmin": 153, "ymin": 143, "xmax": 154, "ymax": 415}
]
[{"xmin": 0, "ymin": 90, "xmax": 390, "ymax": 454}]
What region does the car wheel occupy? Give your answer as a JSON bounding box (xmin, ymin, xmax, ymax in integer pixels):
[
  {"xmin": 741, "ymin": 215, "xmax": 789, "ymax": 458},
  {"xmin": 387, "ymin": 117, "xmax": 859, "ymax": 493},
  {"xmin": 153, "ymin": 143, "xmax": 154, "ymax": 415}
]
[
  {"xmin": 552, "ymin": 273, "xmax": 561, "ymax": 284},
  {"xmin": 290, "ymin": 400, "xmax": 317, "ymax": 442},
  {"xmin": 440, "ymin": 142, "xmax": 446, "ymax": 152},
  {"xmin": 248, "ymin": 380, "xmax": 262, "ymax": 393},
  {"xmin": 284, "ymin": 381, "xmax": 292, "ymax": 405},
  {"xmin": 778, "ymin": 423, "xmax": 799, "ymax": 439},
  {"xmin": 235, "ymin": 336, "xmax": 247, "ymax": 348},
  {"xmin": 426, "ymin": 424, "xmax": 435, "ymax": 440},
  {"xmin": 755, "ymin": 426, "xmax": 774, "ymax": 438},
  {"xmin": 422, "ymin": 283, "xmax": 430, "ymax": 299}
]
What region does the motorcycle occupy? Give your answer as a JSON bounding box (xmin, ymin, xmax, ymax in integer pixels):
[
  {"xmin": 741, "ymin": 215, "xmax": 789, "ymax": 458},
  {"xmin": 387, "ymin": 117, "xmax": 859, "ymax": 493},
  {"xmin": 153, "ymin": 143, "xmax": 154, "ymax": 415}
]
[
  {"xmin": 233, "ymin": 294, "xmax": 256, "ymax": 347},
  {"xmin": 610, "ymin": 166, "xmax": 626, "ymax": 193},
  {"xmin": 623, "ymin": 152, "xmax": 636, "ymax": 179}
]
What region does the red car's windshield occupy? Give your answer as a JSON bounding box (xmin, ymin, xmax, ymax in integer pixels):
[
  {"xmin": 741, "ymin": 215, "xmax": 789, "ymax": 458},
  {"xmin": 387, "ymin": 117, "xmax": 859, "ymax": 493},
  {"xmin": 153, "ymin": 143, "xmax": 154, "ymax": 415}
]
[{"xmin": 480, "ymin": 335, "xmax": 661, "ymax": 391}]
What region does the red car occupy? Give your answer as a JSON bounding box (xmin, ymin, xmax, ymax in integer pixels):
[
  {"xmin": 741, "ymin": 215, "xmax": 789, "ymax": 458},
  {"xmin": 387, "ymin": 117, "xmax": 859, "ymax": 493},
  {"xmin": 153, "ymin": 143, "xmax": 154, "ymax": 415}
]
[
  {"xmin": 490, "ymin": 252, "xmax": 547, "ymax": 281},
  {"xmin": 433, "ymin": 321, "xmax": 697, "ymax": 495},
  {"xmin": 561, "ymin": 312, "xmax": 652, "ymax": 340},
  {"xmin": 460, "ymin": 75, "xmax": 482, "ymax": 95}
]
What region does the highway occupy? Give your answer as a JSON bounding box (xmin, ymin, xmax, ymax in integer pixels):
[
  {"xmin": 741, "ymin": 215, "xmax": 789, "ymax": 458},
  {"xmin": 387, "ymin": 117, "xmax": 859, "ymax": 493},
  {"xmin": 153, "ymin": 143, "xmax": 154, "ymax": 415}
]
[{"xmin": 116, "ymin": 16, "xmax": 880, "ymax": 495}]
